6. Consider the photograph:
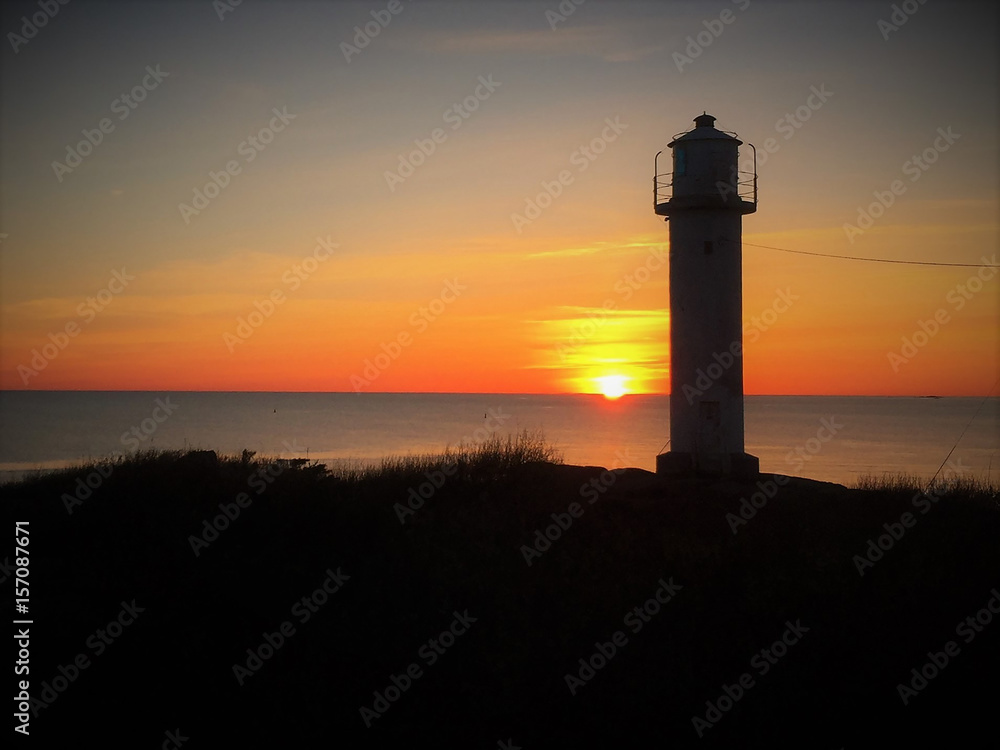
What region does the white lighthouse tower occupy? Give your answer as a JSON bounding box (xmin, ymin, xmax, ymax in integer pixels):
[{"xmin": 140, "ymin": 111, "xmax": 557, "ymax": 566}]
[{"xmin": 653, "ymin": 113, "xmax": 759, "ymax": 477}]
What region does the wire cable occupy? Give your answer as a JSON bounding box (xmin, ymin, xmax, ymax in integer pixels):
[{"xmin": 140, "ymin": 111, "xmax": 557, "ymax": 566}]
[{"xmin": 732, "ymin": 240, "xmax": 998, "ymax": 269}]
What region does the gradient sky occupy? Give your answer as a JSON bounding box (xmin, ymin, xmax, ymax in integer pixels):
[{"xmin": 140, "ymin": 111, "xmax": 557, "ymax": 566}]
[{"xmin": 1, "ymin": 0, "xmax": 997, "ymax": 395}]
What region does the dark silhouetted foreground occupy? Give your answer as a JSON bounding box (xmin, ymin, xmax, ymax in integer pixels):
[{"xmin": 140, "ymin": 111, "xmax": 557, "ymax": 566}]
[{"xmin": 3, "ymin": 435, "xmax": 998, "ymax": 748}]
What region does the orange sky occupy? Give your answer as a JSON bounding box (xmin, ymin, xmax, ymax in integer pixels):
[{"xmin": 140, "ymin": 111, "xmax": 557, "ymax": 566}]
[{"xmin": 2, "ymin": 1, "xmax": 997, "ymax": 396}]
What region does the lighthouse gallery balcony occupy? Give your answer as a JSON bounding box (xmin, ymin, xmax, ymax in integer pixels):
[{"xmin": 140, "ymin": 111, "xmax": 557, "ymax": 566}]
[{"xmin": 653, "ymin": 167, "xmax": 758, "ymax": 216}]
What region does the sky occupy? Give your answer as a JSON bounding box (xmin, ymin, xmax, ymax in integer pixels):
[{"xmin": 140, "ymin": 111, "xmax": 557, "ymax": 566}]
[{"xmin": 1, "ymin": 0, "xmax": 997, "ymax": 396}]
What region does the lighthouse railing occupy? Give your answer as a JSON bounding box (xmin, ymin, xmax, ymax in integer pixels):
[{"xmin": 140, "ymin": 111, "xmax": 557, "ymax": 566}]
[
  {"xmin": 746, "ymin": 142, "xmax": 758, "ymax": 206},
  {"xmin": 731, "ymin": 169, "xmax": 757, "ymax": 205},
  {"xmin": 654, "ymin": 172, "xmax": 674, "ymax": 210},
  {"xmin": 653, "ymin": 150, "xmax": 668, "ymax": 211}
]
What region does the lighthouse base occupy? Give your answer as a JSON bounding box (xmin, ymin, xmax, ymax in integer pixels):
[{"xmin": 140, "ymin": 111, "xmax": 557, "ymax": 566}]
[{"xmin": 656, "ymin": 451, "xmax": 759, "ymax": 479}]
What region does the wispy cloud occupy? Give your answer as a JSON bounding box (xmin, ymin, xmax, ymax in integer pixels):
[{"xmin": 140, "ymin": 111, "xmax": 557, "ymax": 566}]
[
  {"xmin": 393, "ymin": 24, "xmax": 665, "ymax": 62},
  {"xmin": 526, "ymin": 238, "xmax": 667, "ymax": 260}
]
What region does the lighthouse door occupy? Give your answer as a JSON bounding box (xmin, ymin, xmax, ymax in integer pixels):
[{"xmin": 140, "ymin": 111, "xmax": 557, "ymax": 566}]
[{"xmin": 695, "ymin": 400, "xmax": 724, "ymax": 472}]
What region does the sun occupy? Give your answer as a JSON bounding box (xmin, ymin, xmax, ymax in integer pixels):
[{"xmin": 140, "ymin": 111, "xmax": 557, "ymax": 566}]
[{"xmin": 596, "ymin": 374, "xmax": 629, "ymax": 400}]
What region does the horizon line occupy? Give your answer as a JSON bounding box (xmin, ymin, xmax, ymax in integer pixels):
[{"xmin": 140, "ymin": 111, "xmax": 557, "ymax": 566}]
[{"xmin": 0, "ymin": 390, "xmax": 992, "ymax": 399}]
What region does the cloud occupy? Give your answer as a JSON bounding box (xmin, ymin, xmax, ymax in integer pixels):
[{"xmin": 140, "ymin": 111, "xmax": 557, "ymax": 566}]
[
  {"xmin": 600, "ymin": 43, "xmax": 666, "ymax": 63},
  {"xmin": 394, "ymin": 24, "xmax": 665, "ymax": 63},
  {"xmin": 526, "ymin": 238, "xmax": 667, "ymax": 260},
  {"xmin": 525, "ymin": 305, "xmax": 668, "ymax": 373}
]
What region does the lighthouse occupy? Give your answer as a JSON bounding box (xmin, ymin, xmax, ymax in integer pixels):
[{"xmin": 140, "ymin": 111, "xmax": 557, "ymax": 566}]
[{"xmin": 653, "ymin": 113, "xmax": 759, "ymax": 477}]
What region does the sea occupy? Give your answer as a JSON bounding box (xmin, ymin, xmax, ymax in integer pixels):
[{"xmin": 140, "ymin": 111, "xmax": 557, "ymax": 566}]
[{"xmin": 0, "ymin": 392, "xmax": 997, "ymax": 487}]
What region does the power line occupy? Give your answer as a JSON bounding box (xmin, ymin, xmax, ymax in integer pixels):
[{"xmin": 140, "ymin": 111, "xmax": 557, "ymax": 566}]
[
  {"xmin": 735, "ymin": 240, "xmax": 998, "ymax": 269},
  {"xmin": 924, "ymin": 377, "xmax": 999, "ymax": 491}
]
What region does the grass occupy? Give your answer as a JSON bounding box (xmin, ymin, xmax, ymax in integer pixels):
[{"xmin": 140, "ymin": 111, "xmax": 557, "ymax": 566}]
[
  {"xmin": 3, "ymin": 430, "xmax": 562, "ymax": 494},
  {"xmin": 332, "ymin": 428, "xmax": 564, "ymax": 483},
  {"xmin": 1, "ymin": 447, "xmax": 165, "ymax": 487},
  {"xmin": 852, "ymin": 470, "xmax": 1000, "ymax": 497}
]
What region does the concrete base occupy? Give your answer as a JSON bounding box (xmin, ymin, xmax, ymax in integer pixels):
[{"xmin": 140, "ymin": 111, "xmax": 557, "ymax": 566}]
[{"xmin": 656, "ymin": 451, "xmax": 759, "ymax": 479}]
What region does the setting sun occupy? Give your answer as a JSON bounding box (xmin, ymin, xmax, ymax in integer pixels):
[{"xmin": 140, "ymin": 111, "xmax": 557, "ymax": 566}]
[{"xmin": 596, "ymin": 375, "xmax": 629, "ymax": 400}]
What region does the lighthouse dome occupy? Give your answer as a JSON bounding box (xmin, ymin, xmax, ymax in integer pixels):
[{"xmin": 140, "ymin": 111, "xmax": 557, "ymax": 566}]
[{"xmin": 668, "ymin": 113, "xmax": 743, "ymax": 147}]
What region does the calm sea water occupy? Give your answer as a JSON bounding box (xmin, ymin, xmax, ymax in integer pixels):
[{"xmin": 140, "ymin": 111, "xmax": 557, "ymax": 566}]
[{"xmin": 0, "ymin": 392, "xmax": 997, "ymax": 487}]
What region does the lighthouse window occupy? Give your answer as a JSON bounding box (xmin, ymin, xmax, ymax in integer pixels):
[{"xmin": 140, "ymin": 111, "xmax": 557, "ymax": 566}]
[
  {"xmin": 699, "ymin": 401, "xmax": 721, "ymax": 425},
  {"xmin": 675, "ymin": 146, "xmax": 686, "ymax": 176}
]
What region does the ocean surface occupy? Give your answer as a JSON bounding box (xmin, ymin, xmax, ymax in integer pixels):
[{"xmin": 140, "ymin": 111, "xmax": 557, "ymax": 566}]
[{"xmin": 0, "ymin": 392, "xmax": 997, "ymax": 487}]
